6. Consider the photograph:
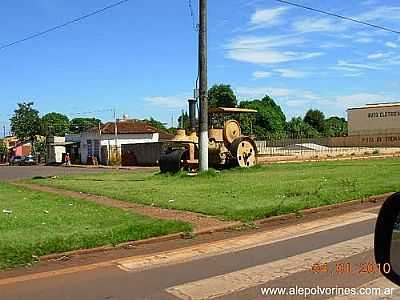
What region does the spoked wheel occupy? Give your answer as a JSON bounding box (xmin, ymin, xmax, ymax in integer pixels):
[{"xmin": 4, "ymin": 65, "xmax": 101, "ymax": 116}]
[
  {"xmin": 159, "ymin": 149, "xmax": 188, "ymax": 173},
  {"xmin": 230, "ymin": 137, "xmax": 257, "ymax": 168}
]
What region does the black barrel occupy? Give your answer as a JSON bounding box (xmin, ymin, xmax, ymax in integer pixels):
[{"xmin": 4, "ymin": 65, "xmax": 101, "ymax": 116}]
[{"xmin": 159, "ymin": 149, "xmax": 188, "ymax": 173}]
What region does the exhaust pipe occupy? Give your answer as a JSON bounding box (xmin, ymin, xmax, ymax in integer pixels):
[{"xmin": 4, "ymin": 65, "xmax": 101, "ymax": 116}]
[{"xmin": 188, "ymin": 99, "xmax": 197, "ymax": 132}]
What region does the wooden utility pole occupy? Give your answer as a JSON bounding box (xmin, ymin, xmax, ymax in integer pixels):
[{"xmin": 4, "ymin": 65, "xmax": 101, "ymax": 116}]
[{"xmin": 198, "ymin": 0, "xmax": 208, "ymax": 171}]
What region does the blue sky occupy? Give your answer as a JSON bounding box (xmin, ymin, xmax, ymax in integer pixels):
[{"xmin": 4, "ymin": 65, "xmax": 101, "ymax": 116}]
[{"xmin": 1, "ymin": 0, "xmax": 400, "ymax": 136}]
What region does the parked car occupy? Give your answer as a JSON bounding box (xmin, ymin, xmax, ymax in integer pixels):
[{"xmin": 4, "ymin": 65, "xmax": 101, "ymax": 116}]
[
  {"xmin": 23, "ymin": 155, "xmax": 36, "ymax": 166},
  {"xmin": 9, "ymin": 156, "xmax": 24, "ymax": 166}
]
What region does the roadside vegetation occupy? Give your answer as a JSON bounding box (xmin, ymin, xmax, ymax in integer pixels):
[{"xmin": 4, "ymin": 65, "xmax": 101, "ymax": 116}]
[
  {"xmin": 0, "ymin": 182, "xmax": 190, "ymax": 270},
  {"xmin": 31, "ymin": 158, "xmax": 400, "ymax": 222}
]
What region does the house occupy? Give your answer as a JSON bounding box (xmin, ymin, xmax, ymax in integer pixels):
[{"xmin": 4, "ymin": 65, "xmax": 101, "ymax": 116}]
[
  {"xmin": 46, "ymin": 136, "xmax": 79, "ymax": 164},
  {"xmin": 10, "ymin": 141, "xmax": 32, "ymax": 158},
  {"xmin": 66, "ymin": 119, "xmax": 171, "ymax": 165}
]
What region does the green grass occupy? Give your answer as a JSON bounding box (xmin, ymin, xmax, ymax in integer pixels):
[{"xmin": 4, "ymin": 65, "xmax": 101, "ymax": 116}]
[
  {"xmin": 0, "ymin": 182, "xmax": 190, "ymax": 270},
  {"xmin": 31, "ymin": 158, "xmax": 400, "ymax": 222}
]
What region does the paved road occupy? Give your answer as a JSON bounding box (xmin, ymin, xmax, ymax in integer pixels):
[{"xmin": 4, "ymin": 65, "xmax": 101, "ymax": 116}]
[
  {"xmin": 1, "ymin": 207, "xmax": 398, "ymax": 300},
  {"xmin": 0, "ymin": 165, "xmax": 116, "ymax": 181}
]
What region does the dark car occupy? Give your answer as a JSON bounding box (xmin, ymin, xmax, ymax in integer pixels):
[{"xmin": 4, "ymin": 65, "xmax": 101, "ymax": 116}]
[
  {"xmin": 9, "ymin": 156, "xmax": 24, "ymax": 166},
  {"xmin": 23, "ymin": 155, "xmax": 36, "ymax": 166}
]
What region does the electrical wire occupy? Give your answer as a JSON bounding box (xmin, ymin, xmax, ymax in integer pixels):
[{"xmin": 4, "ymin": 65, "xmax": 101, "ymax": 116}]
[
  {"xmin": 274, "ymin": 0, "xmax": 400, "ymax": 35},
  {"xmin": 0, "ymin": 0, "xmax": 131, "ymax": 51}
]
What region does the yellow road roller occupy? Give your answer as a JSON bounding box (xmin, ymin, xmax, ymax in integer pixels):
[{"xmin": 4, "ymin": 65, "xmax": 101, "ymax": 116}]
[{"xmin": 159, "ymin": 106, "xmax": 258, "ymax": 173}]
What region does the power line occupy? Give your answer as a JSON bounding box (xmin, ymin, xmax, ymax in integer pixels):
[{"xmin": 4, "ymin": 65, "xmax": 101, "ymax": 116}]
[
  {"xmin": 274, "ymin": 0, "xmax": 400, "ymax": 35},
  {"xmin": 0, "ymin": 0, "xmax": 131, "ymax": 51}
]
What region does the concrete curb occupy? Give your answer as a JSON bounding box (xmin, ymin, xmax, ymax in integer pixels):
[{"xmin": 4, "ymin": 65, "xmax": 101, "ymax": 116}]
[
  {"xmin": 40, "ymin": 222, "xmax": 242, "ymax": 261},
  {"xmin": 254, "ymin": 193, "xmax": 391, "ymax": 226},
  {"xmin": 38, "ymin": 193, "xmax": 390, "ymax": 262}
]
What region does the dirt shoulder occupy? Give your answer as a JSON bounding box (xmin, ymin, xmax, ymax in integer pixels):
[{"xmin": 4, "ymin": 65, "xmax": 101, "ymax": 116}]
[{"xmin": 14, "ymin": 182, "xmax": 239, "ymax": 231}]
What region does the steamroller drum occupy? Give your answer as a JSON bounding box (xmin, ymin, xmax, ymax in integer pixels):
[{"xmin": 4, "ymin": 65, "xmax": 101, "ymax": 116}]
[
  {"xmin": 223, "ymin": 120, "xmax": 241, "ymax": 145},
  {"xmin": 159, "ymin": 149, "xmax": 188, "ymax": 173},
  {"xmin": 230, "ymin": 137, "xmax": 257, "ymax": 168}
]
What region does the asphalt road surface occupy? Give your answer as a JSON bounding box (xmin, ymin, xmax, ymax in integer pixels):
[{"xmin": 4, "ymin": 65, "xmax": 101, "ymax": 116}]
[
  {"xmin": 0, "ymin": 165, "xmax": 115, "ymax": 181},
  {"xmin": 1, "ymin": 207, "xmax": 398, "ymax": 300}
]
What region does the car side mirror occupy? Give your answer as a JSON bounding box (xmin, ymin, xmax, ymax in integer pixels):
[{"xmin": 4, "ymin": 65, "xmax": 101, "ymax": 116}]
[{"xmin": 375, "ymin": 192, "xmax": 400, "ymax": 286}]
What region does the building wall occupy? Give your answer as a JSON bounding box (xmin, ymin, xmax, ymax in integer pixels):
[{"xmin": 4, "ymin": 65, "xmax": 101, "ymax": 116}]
[
  {"xmin": 76, "ymin": 132, "xmax": 159, "ymax": 164},
  {"xmin": 348, "ymin": 105, "xmax": 400, "ymax": 136}
]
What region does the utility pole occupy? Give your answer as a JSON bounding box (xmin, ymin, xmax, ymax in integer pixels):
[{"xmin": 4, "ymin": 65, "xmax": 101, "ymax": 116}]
[
  {"xmin": 198, "ymin": 0, "xmax": 208, "ymax": 171},
  {"xmin": 113, "ymin": 108, "xmax": 118, "ymax": 156},
  {"xmin": 3, "ymin": 125, "xmax": 5, "ymax": 138}
]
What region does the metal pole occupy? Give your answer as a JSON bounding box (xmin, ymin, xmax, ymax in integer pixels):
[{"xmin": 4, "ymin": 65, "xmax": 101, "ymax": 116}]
[
  {"xmin": 113, "ymin": 108, "xmax": 118, "ymax": 159},
  {"xmin": 198, "ymin": 0, "xmax": 208, "ymax": 171}
]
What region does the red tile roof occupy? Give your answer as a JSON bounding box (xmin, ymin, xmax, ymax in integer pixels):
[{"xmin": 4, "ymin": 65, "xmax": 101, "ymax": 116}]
[{"xmin": 100, "ymin": 121, "xmax": 157, "ymax": 134}]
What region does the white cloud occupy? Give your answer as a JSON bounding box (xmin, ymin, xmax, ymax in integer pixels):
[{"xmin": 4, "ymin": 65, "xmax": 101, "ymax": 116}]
[
  {"xmin": 227, "ymin": 35, "xmax": 305, "ymax": 50},
  {"xmin": 367, "ymin": 52, "xmax": 392, "ymax": 60},
  {"xmin": 337, "ymin": 60, "xmax": 381, "ymax": 70},
  {"xmin": 225, "ymin": 35, "xmax": 323, "ymax": 64},
  {"xmin": 236, "ymin": 86, "xmax": 319, "ymax": 101},
  {"xmin": 252, "ymin": 71, "xmax": 272, "ymax": 79},
  {"xmin": 338, "ymin": 93, "xmax": 392, "ymax": 107},
  {"xmin": 250, "ymin": 7, "xmax": 289, "ymax": 29},
  {"xmin": 320, "ymin": 42, "xmax": 346, "ymax": 49},
  {"xmin": 343, "ymin": 72, "xmax": 364, "ymax": 77},
  {"xmin": 227, "ymin": 49, "xmax": 322, "ymax": 64},
  {"xmin": 357, "ymin": 6, "xmax": 400, "ymax": 22},
  {"xmin": 286, "ymin": 100, "xmax": 310, "ymax": 107},
  {"xmin": 274, "ymin": 68, "xmax": 307, "ymax": 78},
  {"xmin": 144, "ymin": 96, "xmax": 186, "ymax": 109},
  {"xmin": 293, "ymin": 18, "xmax": 345, "ymax": 33},
  {"xmin": 355, "ymin": 37, "xmax": 374, "ymax": 43},
  {"xmin": 386, "ymin": 41, "xmax": 398, "ymax": 48},
  {"xmin": 367, "ymin": 52, "xmax": 385, "ymax": 59}
]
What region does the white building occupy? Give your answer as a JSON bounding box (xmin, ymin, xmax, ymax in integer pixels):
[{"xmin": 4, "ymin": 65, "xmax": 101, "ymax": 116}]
[{"xmin": 66, "ymin": 119, "xmax": 170, "ymax": 165}]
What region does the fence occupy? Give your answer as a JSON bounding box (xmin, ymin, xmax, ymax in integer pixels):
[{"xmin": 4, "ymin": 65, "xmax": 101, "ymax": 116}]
[{"xmin": 255, "ymin": 134, "xmax": 400, "ymax": 161}]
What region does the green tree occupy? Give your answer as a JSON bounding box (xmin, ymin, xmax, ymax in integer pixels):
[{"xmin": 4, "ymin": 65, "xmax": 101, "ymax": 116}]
[
  {"xmin": 10, "ymin": 102, "xmax": 42, "ymax": 143},
  {"xmin": 143, "ymin": 117, "xmax": 169, "ymax": 132},
  {"xmin": 239, "ymin": 95, "xmax": 286, "ymax": 137},
  {"xmin": 42, "ymin": 112, "xmax": 70, "ymax": 137},
  {"xmin": 177, "ymin": 111, "xmax": 190, "ymax": 129},
  {"xmin": 70, "ymin": 118, "xmax": 101, "ymax": 134},
  {"xmin": 208, "ymin": 84, "xmax": 237, "ymax": 108},
  {"xmin": 324, "ymin": 116, "xmax": 348, "ymax": 137},
  {"xmin": 285, "ymin": 117, "xmax": 320, "ymax": 138},
  {"xmin": 0, "ymin": 139, "xmax": 7, "ymax": 160},
  {"xmin": 304, "ymin": 109, "xmax": 325, "ymax": 133}
]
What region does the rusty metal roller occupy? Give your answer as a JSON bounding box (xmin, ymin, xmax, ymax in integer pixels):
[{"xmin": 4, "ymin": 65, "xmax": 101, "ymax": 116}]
[
  {"xmin": 223, "ymin": 120, "xmax": 241, "ymax": 145},
  {"xmin": 230, "ymin": 137, "xmax": 257, "ymax": 168}
]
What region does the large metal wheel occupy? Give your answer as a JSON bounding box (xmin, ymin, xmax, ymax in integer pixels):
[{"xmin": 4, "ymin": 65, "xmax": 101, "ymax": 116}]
[
  {"xmin": 230, "ymin": 137, "xmax": 257, "ymax": 168},
  {"xmin": 223, "ymin": 120, "xmax": 241, "ymax": 144},
  {"xmin": 159, "ymin": 149, "xmax": 188, "ymax": 173}
]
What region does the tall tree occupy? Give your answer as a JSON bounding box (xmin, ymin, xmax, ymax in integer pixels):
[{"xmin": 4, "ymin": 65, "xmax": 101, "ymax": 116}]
[
  {"xmin": 240, "ymin": 95, "xmax": 286, "ymax": 137},
  {"xmin": 208, "ymin": 84, "xmax": 237, "ymax": 108},
  {"xmin": 69, "ymin": 118, "xmax": 101, "ymax": 134},
  {"xmin": 177, "ymin": 111, "xmax": 190, "ymax": 130},
  {"xmin": 10, "ymin": 102, "xmax": 42, "ymax": 142},
  {"xmin": 324, "ymin": 116, "xmax": 348, "ymax": 137},
  {"xmin": 304, "ymin": 109, "xmax": 325, "ymax": 133},
  {"xmin": 285, "ymin": 117, "xmax": 320, "ymax": 138},
  {"xmin": 0, "ymin": 139, "xmax": 7, "ymax": 161},
  {"xmin": 42, "ymin": 112, "xmax": 70, "ymax": 137}
]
